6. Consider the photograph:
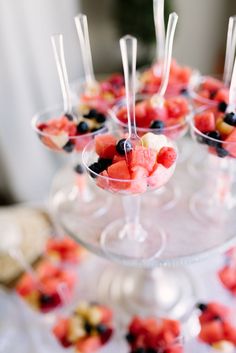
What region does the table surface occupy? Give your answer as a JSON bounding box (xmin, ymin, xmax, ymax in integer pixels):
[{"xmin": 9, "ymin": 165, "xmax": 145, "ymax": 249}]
[{"xmin": 0, "ymin": 251, "xmax": 235, "ymax": 353}]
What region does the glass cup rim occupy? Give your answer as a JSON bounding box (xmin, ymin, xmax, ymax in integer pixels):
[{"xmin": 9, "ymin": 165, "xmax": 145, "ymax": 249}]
[
  {"xmin": 31, "ymin": 103, "xmax": 108, "ymax": 139},
  {"xmin": 189, "ymin": 74, "xmax": 228, "ymax": 107},
  {"xmin": 189, "ymin": 109, "xmax": 236, "ymax": 146},
  {"xmin": 82, "ymin": 136, "xmax": 178, "ymax": 184},
  {"xmin": 109, "ymin": 96, "xmax": 193, "ymax": 134}
]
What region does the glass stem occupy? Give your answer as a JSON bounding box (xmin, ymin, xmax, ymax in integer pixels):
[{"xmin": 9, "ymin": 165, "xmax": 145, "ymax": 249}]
[
  {"xmin": 207, "ymin": 154, "xmax": 235, "ymax": 207},
  {"xmin": 120, "ymin": 195, "xmax": 146, "ymax": 242},
  {"xmin": 71, "ymin": 152, "xmax": 93, "ymax": 203}
]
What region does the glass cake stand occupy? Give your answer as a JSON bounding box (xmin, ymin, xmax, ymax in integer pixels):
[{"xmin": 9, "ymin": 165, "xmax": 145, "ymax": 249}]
[{"xmin": 55, "ymin": 137, "xmax": 236, "ymax": 325}]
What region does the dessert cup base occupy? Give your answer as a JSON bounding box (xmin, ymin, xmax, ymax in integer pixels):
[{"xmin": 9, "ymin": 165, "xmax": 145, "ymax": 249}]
[
  {"xmin": 100, "ymin": 219, "xmax": 166, "ymax": 266},
  {"xmin": 97, "ymin": 266, "xmax": 199, "ymax": 322},
  {"xmin": 189, "ymin": 190, "xmax": 236, "ymax": 224}
]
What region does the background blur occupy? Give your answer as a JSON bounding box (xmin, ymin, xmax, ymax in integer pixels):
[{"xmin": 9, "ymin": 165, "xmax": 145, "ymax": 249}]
[{"xmin": 0, "ymin": 0, "xmax": 235, "ymax": 205}]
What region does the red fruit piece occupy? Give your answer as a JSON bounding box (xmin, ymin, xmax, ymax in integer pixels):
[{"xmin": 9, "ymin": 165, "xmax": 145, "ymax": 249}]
[
  {"xmin": 130, "ymin": 166, "xmax": 148, "ymax": 194},
  {"xmin": 107, "ymin": 160, "xmax": 131, "ymax": 190},
  {"xmin": 218, "ymin": 266, "xmax": 236, "ymax": 292},
  {"xmin": 214, "ymin": 88, "xmax": 229, "ymax": 104},
  {"xmin": 16, "ymin": 274, "xmax": 37, "ymax": 297},
  {"xmin": 99, "ymin": 306, "xmax": 113, "ymax": 323},
  {"xmin": 117, "ymin": 106, "xmax": 128, "ymax": 124},
  {"xmin": 95, "ymin": 134, "xmax": 117, "ymax": 159},
  {"xmin": 157, "ymin": 147, "xmax": 177, "ymax": 168},
  {"xmin": 135, "ymin": 101, "xmax": 149, "ymax": 128},
  {"xmin": 75, "ymin": 336, "xmax": 101, "ymax": 353},
  {"xmin": 199, "ymin": 321, "xmax": 224, "ymax": 344},
  {"xmin": 128, "ymin": 146, "xmax": 157, "ymax": 173},
  {"xmin": 194, "ymin": 111, "xmax": 216, "ymax": 132},
  {"xmin": 52, "ymin": 318, "xmax": 71, "ymax": 348},
  {"xmin": 166, "ymin": 97, "xmax": 189, "ymax": 119},
  {"xmin": 224, "ymin": 128, "xmax": 236, "ymax": 157}
]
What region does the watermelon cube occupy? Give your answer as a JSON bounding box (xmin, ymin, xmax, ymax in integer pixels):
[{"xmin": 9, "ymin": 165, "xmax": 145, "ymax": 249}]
[
  {"xmin": 95, "ymin": 134, "xmax": 116, "ymax": 159},
  {"xmin": 107, "ymin": 160, "xmax": 131, "ymax": 190},
  {"xmin": 129, "ymin": 166, "xmax": 148, "ymax": 194},
  {"xmin": 194, "ymin": 111, "xmax": 216, "ymax": 132},
  {"xmin": 128, "ymin": 146, "xmax": 157, "ymax": 173}
]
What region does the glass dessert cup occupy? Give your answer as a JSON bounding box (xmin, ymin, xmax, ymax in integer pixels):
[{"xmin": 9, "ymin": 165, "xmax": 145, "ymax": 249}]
[
  {"xmin": 189, "ymin": 75, "xmax": 229, "ymax": 113},
  {"xmin": 138, "ymin": 59, "xmax": 200, "ymax": 98},
  {"xmin": 189, "ymin": 113, "xmax": 236, "ymax": 224},
  {"xmin": 32, "ymin": 105, "xmax": 111, "ymax": 220},
  {"xmin": 82, "ymin": 131, "xmax": 178, "ymax": 266},
  {"xmin": 110, "ymin": 97, "xmax": 191, "ymax": 210}
]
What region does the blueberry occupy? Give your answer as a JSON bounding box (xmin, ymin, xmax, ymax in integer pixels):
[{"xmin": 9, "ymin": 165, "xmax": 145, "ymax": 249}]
[
  {"xmin": 125, "ymin": 332, "xmax": 135, "ymax": 343},
  {"xmin": 150, "ymin": 120, "xmax": 165, "ymax": 131},
  {"xmin": 88, "ymin": 162, "xmax": 103, "ymax": 178},
  {"xmin": 74, "ymin": 164, "xmax": 84, "ymax": 174},
  {"xmin": 63, "ymin": 140, "xmax": 74, "ymax": 153},
  {"xmin": 96, "ymin": 113, "xmax": 106, "ymax": 123},
  {"xmin": 96, "ymin": 323, "xmax": 108, "ymax": 334},
  {"xmin": 65, "ymin": 113, "xmax": 74, "ymax": 121},
  {"xmin": 98, "ymin": 158, "xmax": 112, "ymax": 169},
  {"xmin": 218, "ymin": 101, "xmax": 228, "ymax": 113},
  {"xmin": 77, "ymin": 121, "xmax": 89, "ymax": 134},
  {"xmin": 224, "ymin": 112, "xmax": 236, "ymax": 126},
  {"xmin": 196, "ymin": 303, "xmax": 208, "ymax": 312},
  {"xmin": 116, "ymin": 139, "xmax": 133, "ymax": 155},
  {"xmin": 180, "ymin": 88, "xmax": 189, "ymax": 96},
  {"xmin": 84, "ymin": 322, "xmax": 92, "ymax": 334},
  {"xmin": 83, "ymin": 109, "xmax": 98, "ymax": 119},
  {"xmin": 205, "ymin": 131, "xmax": 221, "ymax": 147},
  {"xmin": 209, "ymin": 90, "xmax": 217, "ymax": 99},
  {"xmin": 216, "ymin": 145, "xmax": 229, "ymax": 158},
  {"xmin": 39, "ymin": 294, "xmax": 54, "ymax": 305}
]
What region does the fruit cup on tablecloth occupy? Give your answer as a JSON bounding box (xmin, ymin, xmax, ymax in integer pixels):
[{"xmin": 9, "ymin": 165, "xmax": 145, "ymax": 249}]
[
  {"xmin": 138, "ymin": 0, "xmax": 199, "ymax": 98},
  {"xmin": 74, "ymin": 14, "xmax": 125, "ymax": 113},
  {"xmin": 125, "ymin": 316, "xmax": 183, "ymax": 353},
  {"xmin": 32, "ymin": 34, "xmax": 110, "ymax": 219},
  {"xmin": 196, "ymin": 302, "xmax": 236, "ymax": 352},
  {"xmin": 45, "ymin": 235, "xmax": 86, "ymax": 266},
  {"xmin": 111, "ymin": 12, "xmax": 185, "ymax": 210},
  {"xmin": 190, "ymin": 16, "xmax": 236, "ymax": 113},
  {"xmin": 188, "ymin": 16, "xmax": 236, "ymax": 179},
  {"xmin": 16, "ymin": 260, "xmax": 77, "ymax": 314},
  {"xmin": 52, "ymin": 301, "xmax": 113, "ymax": 352},
  {"xmin": 189, "ymin": 57, "xmax": 236, "ymax": 223},
  {"xmin": 82, "ymin": 34, "xmax": 178, "ymax": 264}
]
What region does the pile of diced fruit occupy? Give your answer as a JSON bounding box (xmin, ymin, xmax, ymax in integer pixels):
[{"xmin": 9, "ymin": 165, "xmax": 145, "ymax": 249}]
[
  {"xmin": 37, "ymin": 108, "xmax": 106, "ymax": 152},
  {"xmin": 194, "ymin": 110, "xmax": 236, "ymax": 158},
  {"xmin": 16, "ymin": 260, "xmax": 76, "ymax": 313},
  {"xmin": 88, "ymin": 132, "xmax": 177, "ymax": 193},
  {"xmin": 116, "ymin": 96, "xmax": 189, "ymax": 136},
  {"xmin": 81, "ymin": 73, "xmax": 125, "ymax": 109},
  {"xmin": 139, "ymin": 59, "xmax": 193, "ymax": 96},
  {"xmin": 218, "ymin": 247, "xmax": 236, "ymax": 296},
  {"xmin": 125, "ymin": 316, "xmax": 183, "ymax": 353},
  {"xmin": 46, "ymin": 236, "xmax": 86, "ymax": 265},
  {"xmin": 53, "ymin": 302, "xmax": 113, "ymax": 352},
  {"xmin": 197, "ymin": 301, "xmax": 236, "ymax": 350},
  {"xmin": 193, "ymin": 77, "xmax": 229, "ymax": 112}
]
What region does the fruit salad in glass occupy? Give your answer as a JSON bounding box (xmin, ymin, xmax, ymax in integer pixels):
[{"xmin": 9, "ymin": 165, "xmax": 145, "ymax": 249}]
[
  {"xmin": 53, "ymin": 301, "xmax": 113, "ymax": 352},
  {"xmin": 16, "ymin": 260, "xmax": 76, "ymax": 313}
]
